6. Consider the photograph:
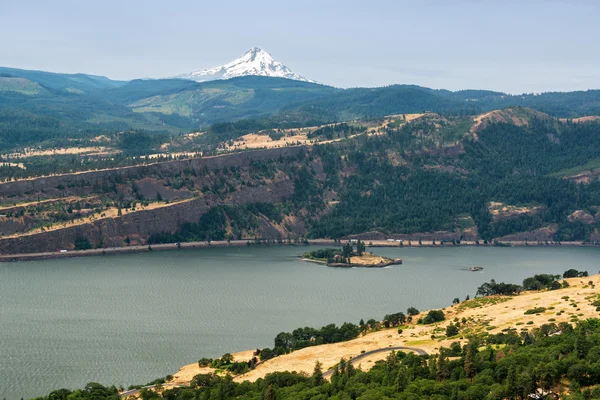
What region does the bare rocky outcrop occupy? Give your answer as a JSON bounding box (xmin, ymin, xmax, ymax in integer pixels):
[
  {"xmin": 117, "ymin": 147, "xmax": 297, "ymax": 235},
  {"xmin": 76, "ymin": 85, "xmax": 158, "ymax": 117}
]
[
  {"xmin": 488, "ymin": 201, "xmax": 541, "ymax": 222},
  {"xmin": 495, "ymin": 225, "xmax": 558, "ymax": 242},
  {"xmin": 568, "ymin": 210, "xmax": 595, "ymax": 225},
  {"xmin": 471, "ymin": 107, "xmax": 552, "ymax": 134}
]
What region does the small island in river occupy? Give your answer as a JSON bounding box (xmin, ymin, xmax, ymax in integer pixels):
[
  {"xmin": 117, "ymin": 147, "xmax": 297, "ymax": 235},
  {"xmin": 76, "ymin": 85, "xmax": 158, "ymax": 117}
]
[{"xmin": 302, "ymin": 240, "xmax": 402, "ymax": 268}]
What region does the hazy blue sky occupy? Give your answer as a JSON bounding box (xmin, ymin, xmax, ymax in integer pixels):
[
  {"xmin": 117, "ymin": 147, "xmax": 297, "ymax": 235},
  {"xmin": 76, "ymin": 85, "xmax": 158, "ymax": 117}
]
[{"xmin": 1, "ymin": 0, "xmax": 599, "ymax": 93}]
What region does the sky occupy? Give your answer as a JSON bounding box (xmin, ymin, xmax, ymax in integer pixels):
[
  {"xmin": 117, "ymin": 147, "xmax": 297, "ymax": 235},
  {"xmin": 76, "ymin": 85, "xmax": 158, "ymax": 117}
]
[{"xmin": 1, "ymin": 0, "xmax": 599, "ymax": 93}]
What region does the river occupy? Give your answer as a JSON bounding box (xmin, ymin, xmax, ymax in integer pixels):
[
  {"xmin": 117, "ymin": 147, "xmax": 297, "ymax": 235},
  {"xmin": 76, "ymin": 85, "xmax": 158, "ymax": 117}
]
[{"xmin": 1, "ymin": 245, "xmax": 599, "ymax": 398}]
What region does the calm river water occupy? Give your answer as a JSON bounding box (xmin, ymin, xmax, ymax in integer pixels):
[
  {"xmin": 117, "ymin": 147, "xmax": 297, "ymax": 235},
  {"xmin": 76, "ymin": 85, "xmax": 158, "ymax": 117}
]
[{"xmin": 1, "ymin": 245, "xmax": 599, "ymax": 398}]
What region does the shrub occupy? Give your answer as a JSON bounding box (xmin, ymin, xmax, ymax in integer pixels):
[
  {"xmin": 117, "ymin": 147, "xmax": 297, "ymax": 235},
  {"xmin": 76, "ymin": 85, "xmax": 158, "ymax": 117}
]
[
  {"xmin": 524, "ymin": 307, "xmax": 546, "ymax": 315},
  {"xmin": 563, "ymin": 269, "xmax": 588, "ymax": 278},
  {"xmin": 476, "ymin": 279, "xmax": 522, "ymax": 296},
  {"xmin": 407, "ymin": 307, "xmax": 420, "ymax": 316},
  {"xmin": 446, "ymin": 324, "xmax": 459, "ymax": 337},
  {"xmin": 423, "ymin": 310, "xmax": 445, "ymax": 324},
  {"xmin": 522, "ymin": 274, "xmax": 560, "ymax": 291},
  {"xmin": 198, "ymin": 358, "xmax": 213, "ymax": 367}
]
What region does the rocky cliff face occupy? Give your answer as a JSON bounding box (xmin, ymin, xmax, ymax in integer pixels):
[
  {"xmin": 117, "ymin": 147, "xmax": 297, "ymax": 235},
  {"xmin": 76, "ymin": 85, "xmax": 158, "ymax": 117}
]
[
  {"xmin": 0, "ymin": 147, "xmax": 308, "ymax": 254},
  {"xmin": 0, "ymin": 147, "xmax": 306, "ymax": 202},
  {"xmin": 0, "ymin": 180, "xmax": 295, "ymax": 254}
]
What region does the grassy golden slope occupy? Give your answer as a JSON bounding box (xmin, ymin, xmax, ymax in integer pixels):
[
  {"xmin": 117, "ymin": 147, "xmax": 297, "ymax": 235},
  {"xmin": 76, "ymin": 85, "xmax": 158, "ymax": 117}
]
[{"xmin": 168, "ymin": 274, "xmax": 600, "ymax": 386}]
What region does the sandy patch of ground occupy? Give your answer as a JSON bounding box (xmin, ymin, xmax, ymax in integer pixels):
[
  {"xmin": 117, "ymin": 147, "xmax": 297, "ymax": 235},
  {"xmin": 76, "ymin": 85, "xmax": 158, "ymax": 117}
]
[
  {"xmin": 170, "ymin": 350, "xmax": 256, "ymax": 385},
  {"xmin": 6, "ymin": 146, "xmax": 119, "ymax": 158},
  {"xmin": 226, "ymin": 114, "xmax": 426, "ymax": 151},
  {"xmin": 227, "ymin": 133, "xmax": 311, "ymax": 150},
  {"xmin": 0, "ymin": 196, "xmax": 89, "ymax": 211},
  {"xmin": 488, "ymin": 201, "xmax": 542, "ymax": 221},
  {"xmin": 348, "ymin": 253, "xmax": 391, "ymax": 265},
  {"xmin": 1, "ymin": 198, "xmax": 196, "ymax": 239}
]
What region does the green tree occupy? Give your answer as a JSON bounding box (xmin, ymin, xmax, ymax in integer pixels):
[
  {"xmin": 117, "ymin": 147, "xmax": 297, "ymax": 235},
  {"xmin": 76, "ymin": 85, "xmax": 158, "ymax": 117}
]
[
  {"xmin": 464, "ymin": 344, "xmax": 476, "ymax": 381},
  {"xmin": 311, "ymin": 361, "xmax": 324, "ymax": 387}
]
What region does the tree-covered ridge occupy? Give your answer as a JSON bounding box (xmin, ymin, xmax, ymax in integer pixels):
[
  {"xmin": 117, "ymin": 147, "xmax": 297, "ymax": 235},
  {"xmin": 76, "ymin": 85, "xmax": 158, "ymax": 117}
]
[
  {"xmin": 2, "ymin": 64, "xmax": 600, "ymax": 153},
  {"xmin": 3, "ymin": 108, "xmax": 600, "ymax": 245},
  {"xmin": 302, "ymin": 112, "xmax": 600, "ymax": 241}
]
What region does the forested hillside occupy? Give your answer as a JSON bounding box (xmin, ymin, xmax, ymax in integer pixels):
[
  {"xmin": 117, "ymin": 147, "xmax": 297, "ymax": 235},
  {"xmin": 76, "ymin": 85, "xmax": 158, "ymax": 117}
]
[
  {"xmin": 1, "ymin": 65, "xmax": 600, "ymax": 151},
  {"xmin": 1, "ymin": 108, "xmax": 600, "ymax": 249}
]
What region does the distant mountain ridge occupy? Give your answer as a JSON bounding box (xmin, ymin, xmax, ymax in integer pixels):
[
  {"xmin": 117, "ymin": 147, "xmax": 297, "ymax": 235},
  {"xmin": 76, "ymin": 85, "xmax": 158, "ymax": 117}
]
[
  {"xmin": 174, "ymin": 47, "xmax": 315, "ymax": 83},
  {"xmin": 1, "ymin": 62, "xmax": 600, "ymax": 151},
  {"xmin": 0, "ymin": 66, "xmax": 124, "ymax": 93}
]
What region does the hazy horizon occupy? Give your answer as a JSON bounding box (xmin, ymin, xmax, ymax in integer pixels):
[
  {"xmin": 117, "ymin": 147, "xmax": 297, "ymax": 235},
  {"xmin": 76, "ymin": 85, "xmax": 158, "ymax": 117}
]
[{"xmin": 2, "ymin": 0, "xmax": 599, "ymax": 93}]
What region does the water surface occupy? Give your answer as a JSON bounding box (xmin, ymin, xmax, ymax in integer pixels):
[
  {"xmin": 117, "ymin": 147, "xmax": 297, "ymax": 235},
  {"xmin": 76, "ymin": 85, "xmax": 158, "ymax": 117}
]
[{"xmin": 1, "ymin": 245, "xmax": 599, "ymax": 398}]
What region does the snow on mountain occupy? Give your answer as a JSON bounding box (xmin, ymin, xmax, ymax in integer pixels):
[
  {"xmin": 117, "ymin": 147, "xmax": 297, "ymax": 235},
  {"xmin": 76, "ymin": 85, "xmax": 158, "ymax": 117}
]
[{"xmin": 175, "ymin": 47, "xmax": 315, "ymax": 83}]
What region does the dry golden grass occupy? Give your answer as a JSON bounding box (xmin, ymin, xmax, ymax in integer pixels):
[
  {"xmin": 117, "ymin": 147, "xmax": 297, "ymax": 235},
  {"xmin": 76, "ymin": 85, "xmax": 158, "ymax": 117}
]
[
  {"xmin": 348, "ymin": 253, "xmax": 390, "ymax": 265},
  {"xmin": 1, "ymin": 198, "xmax": 196, "ymax": 239},
  {"xmin": 0, "ymin": 196, "xmax": 86, "ymax": 211},
  {"xmin": 168, "ymin": 350, "xmax": 256, "ymax": 386},
  {"xmin": 6, "ymin": 146, "xmax": 119, "ymax": 158},
  {"xmin": 227, "ymin": 133, "xmax": 311, "ymax": 150},
  {"xmin": 165, "ymin": 274, "xmax": 600, "ymax": 385}
]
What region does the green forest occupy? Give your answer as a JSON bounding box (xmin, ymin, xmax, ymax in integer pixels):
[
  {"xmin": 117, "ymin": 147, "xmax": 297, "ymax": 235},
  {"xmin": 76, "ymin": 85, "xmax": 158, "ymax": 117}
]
[{"xmin": 304, "ymin": 117, "xmax": 600, "ymax": 241}]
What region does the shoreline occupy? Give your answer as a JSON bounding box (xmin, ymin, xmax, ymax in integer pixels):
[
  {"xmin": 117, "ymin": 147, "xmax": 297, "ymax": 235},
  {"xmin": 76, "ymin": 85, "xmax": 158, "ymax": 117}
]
[
  {"xmin": 0, "ymin": 238, "xmax": 596, "ymax": 262},
  {"xmin": 152, "ymin": 273, "xmax": 600, "ymax": 394}
]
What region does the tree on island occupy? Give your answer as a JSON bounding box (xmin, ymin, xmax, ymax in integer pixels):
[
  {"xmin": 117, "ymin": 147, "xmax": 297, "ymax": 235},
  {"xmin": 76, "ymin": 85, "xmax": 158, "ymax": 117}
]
[
  {"xmin": 342, "ymin": 242, "xmax": 353, "ymax": 260},
  {"xmin": 356, "ymin": 239, "xmax": 366, "ymax": 256}
]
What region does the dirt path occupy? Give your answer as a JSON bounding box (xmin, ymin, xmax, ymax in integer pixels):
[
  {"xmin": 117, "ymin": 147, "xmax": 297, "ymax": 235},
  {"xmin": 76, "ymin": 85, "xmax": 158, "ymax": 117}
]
[{"xmin": 322, "ymin": 346, "xmax": 427, "ymax": 377}]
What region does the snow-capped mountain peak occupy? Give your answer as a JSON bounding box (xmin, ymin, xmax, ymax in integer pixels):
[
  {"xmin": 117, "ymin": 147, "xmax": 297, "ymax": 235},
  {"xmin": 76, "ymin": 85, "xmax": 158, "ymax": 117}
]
[{"xmin": 176, "ymin": 48, "xmax": 314, "ymax": 83}]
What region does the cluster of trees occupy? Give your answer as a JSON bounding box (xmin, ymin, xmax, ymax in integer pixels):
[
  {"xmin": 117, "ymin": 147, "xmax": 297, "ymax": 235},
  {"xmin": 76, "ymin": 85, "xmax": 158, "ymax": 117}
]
[
  {"xmin": 307, "ymin": 123, "xmax": 366, "ymax": 140},
  {"xmin": 564, "ymin": 269, "xmax": 589, "ymax": 278},
  {"xmin": 197, "ymin": 353, "xmax": 255, "ymax": 375},
  {"xmin": 476, "ymin": 270, "xmax": 583, "ymax": 298},
  {"xmin": 259, "ymin": 322, "xmax": 360, "ymax": 361},
  {"xmin": 476, "ymin": 279, "xmax": 523, "ymax": 297},
  {"xmin": 302, "ymin": 248, "xmax": 340, "ymax": 261},
  {"xmin": 117, "ymin": 130, "xmax": 168, "ymax": 155},
  {"xmin": 383, "ymin": 312, "xmax": 407, "ymax": 328},
  {"xmin": 35, "ymin": 319, "xmax": 600, "ymax": 400},
  {"xmin": 522, "ymin": 274, "xmax": 562, "ymax": 291},
  {"xmin": 420, "ymin": 310, "xmax": 446, "ymax": 325}
]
